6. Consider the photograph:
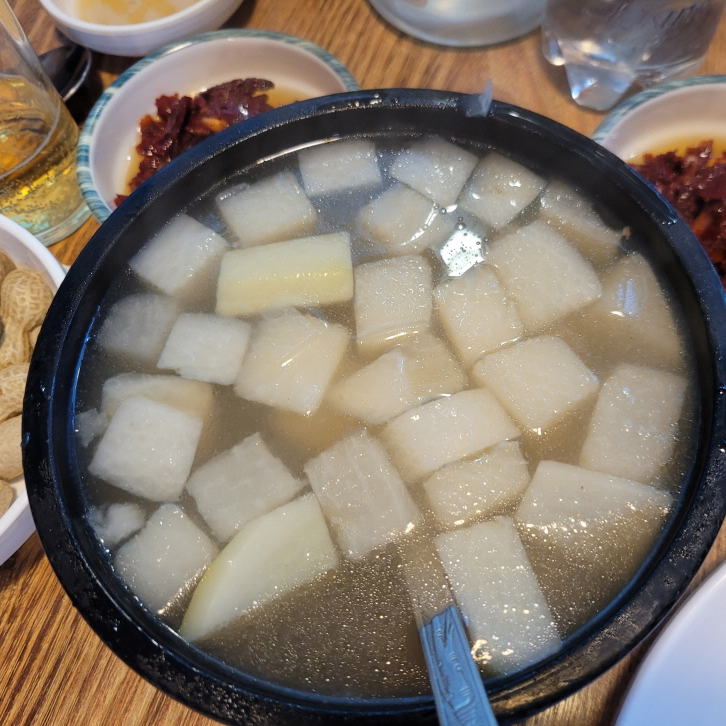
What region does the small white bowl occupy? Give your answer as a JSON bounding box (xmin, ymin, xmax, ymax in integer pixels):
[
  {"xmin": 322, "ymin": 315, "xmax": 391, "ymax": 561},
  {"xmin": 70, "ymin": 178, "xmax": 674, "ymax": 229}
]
[
  {"xmin": 77, "ymin": 30, "xmax": 359, "ymax": 223},
  {"xmin": 38, "ymin": 0, "xmax": 245, "ymax": 57},
  {"xmin": 592, "ymin": 75, "xmax": 726, "ymax": 161},
  {"xmin": 0, "ymin": 215, "xmax": 66, "ymax": 567}
]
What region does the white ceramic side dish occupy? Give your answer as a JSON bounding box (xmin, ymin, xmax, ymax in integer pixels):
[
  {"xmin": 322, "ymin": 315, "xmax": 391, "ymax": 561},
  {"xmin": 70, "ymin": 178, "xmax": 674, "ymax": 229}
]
[
  {"xmin": 77, "ymin": 30, "xmax": 360, "ymax": 223},
  {"xmin": 614, "ymin": 558, "xmax": 726, "ymax": 726},
  {"xmin": 38, "ymin": 0, "xmax": 245, "ymax": 57},
  {"xmin": 592, "ymin": 75, "xmax": 726, "ymax": 161},
  {"xmin": 0, "ymin": 215, "xmax": 66, "ymax": 567}
]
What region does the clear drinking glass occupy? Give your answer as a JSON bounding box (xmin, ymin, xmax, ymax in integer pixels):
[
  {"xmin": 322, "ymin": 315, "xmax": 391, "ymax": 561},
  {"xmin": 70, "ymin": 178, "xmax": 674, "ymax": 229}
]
[
  {"xmin": 0, "ymin": 0, "xmax": 89, "ymax": 244},
  {"xmin": 542, "ymin": 0, "xmax": 726, "ymax": 111}
]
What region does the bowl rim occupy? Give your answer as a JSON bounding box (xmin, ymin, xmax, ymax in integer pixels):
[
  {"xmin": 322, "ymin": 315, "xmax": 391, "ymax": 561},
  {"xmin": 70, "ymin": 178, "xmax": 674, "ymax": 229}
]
[
  {"xmin": 0, "ymin": 214, "xmax": 68, "ymax": 289},
  {"xmin": 592, "ymin": 74, "xmax": 726, "ymax": 147},
  {"xmin": 28, "ymin": 89, "xmax": 726, "ymax": 724},
  {"xmin": 0, "ymin": 213, "xmax": 66, "ymax": 566},
  {"xmin": 39, "ymin": 0, "xmax": 239, "ymax": 34},
  {"xmin": 76, "ymin": 29, "xmax": 361, "ymax": 224}
]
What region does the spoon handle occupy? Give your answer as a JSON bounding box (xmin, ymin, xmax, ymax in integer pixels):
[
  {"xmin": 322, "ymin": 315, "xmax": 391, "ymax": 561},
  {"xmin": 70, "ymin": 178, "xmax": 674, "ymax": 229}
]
[{"xmin": 419, "ymin": 604, "xmax": 499, "ymax": 726}]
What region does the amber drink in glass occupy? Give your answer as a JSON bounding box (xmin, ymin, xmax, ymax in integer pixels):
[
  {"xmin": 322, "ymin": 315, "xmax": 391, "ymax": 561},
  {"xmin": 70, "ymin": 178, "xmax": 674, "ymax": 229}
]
[{"xmin": 0, "ymin": 0, "xmax": 89, "ymax": 244}]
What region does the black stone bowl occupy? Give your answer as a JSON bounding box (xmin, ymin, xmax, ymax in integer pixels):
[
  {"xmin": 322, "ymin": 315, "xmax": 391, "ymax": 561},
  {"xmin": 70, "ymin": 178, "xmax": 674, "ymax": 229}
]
[{"xmin": 23, "ymin": 89, "xmax": 726, "ymax": 725}]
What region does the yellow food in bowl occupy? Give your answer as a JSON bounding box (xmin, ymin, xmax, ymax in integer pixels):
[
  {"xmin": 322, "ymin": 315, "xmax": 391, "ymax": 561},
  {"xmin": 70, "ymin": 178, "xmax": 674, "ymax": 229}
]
[{"xmin": 75, "ymin": 0, "xmax": 199, "ymax": 25}]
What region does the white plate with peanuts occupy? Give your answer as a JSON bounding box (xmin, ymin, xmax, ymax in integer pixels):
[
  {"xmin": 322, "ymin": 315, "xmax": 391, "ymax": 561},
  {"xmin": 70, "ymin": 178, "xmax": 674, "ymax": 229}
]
[{"xmin": 0, "ymin": 215, "xmax": 66, "ymax": 567}]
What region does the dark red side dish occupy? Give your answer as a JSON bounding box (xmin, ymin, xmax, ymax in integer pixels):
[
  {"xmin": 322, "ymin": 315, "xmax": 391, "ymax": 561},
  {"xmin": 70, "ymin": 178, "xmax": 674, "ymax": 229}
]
[
  {"xmin": 632, "ymin": 141, "xmax": 726, "ymax": 287},
  {"xmin": 115, "ymin": 78, "xmax": 274, "ymax": 206}
]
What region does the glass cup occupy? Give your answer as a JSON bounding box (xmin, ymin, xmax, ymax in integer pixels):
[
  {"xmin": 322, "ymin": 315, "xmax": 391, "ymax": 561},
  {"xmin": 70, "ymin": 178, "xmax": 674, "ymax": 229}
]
[
  {"xmin": 542, "ymin": 0, "xmax": 726, "ymax": 111},
  {"xmin": 0, "ymin": 0, "xmax": 89, "ymax": 245}
]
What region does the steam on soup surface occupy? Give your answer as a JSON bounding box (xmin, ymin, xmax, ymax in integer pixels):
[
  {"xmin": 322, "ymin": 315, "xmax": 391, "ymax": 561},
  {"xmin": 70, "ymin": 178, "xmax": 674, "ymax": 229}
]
[{"xmin": 75, "ymin": 134, "xmax": 696, "ymax": 698}]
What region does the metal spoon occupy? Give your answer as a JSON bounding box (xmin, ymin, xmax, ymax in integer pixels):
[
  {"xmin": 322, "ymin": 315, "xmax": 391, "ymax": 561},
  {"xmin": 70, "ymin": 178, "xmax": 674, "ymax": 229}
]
[
  {"xmin": 39, "ymin": 42, "xmax": 91, "ymax": 102},
  {"xmin": 402, "ymin": 543, "xmax": 499, "ymax": 726}
]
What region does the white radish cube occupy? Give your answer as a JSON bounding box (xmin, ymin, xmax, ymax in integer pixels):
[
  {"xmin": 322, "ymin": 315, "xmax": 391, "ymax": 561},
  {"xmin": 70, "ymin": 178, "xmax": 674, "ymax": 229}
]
[
  {"xmin": 473, "ymin": 336, "xmax": 599, "ymax": 431},
  {"xmin": 540, "ymin": 182, "xmax": 622, "ymax": 265},
  {"xmin": 100, "ymin": 373, "xmax": 214, "ymax": 421},
  {"xmin": 434, "ymin": 263, "xmax": 524, "ymax": 366},
  {"xmin": 235, "ymin": 308, "xmax": 349, "ymax": 415},
  {"xmin": 579, "ymin": 365, "xmax": 687, "ymax": 483},
  {"xmin": 75, "ymin": 408, "xmax": 107, "ymax": 448},
  {"xmin": 305, "ymin": 430, "xmax": 421, "ymax": 559},
  {"xmin": 157, "ymin": 313, "xmax": 251, "ymax": 386},
  {"xmin": 89, "ymin": 396, "xmax": 203, "ymax": 501},
  {"xmin": 515, "ymin": 461, "xmax": 672, "ymax": 628},
  {"xmin": 327, "ymin": 348, "xmax": 411, "ymax": 425},
  {"xmin": 357, "ymin": 182, "xmax": 455, "ymax": 255},
  {"xmin": 354, "ymin": 254, "xmax": 432, "ymax": 354},
  {"xmin": 391, "ymin": 137, "xmax": 478, "ymax": 207},
  {"xmin": 424, "ymin": 441, "xmax": 531, "ymax": 528},
  {"xmin": 180, "ymin": 494, "xmax": 338, "ymax": 642},
  {"xmin": 216, "ymin": 233, "xmax": 353, "ymax": 317},
  {"xmin": 574, "ymin": 253, "xmax": 684, "ymax": 371},
  {"xmin": 186, "ymin": 432, "xmax": 305, "ymax": 542},
  {"xmin": 96, "ymin": 293, "xmax": 179, "ymax": 364},
  {"xmin": 298, "ymin": 139, "xmax": 382, "ymax": 196},
  {"xmin": 129, "ymin": 214, "xmax": 228, "ymax": 299},
  {"xmin": 488, "ymin": 220, "xmax": 602, "ymax": 332},
  {"xmin": 381, "ymin": 389, "xmax": 520, "ymax": 483},
  {"xmin": 327, "ymin": 333, "xmax": 466, "ymax": 425},
  {"xmin": 115, "ymin": 503, "xmax": 218, "ymax": 614},
  {"xmin": 398, "ymin": 332, "xmax": 468, "ymax": 400},
  {"xmin": 90, "ymin": 502, "xmax": 146, "ymax": 548},
  {"xmin": 217, "ymin": 171, "xmax": 317, "ymax": 247},
  {"xmin": 458, "ymin": 153, "xmax": 546, "ymax": 230},
  {"xmin": 436, "ymin": 516, "xmax": 561, "ymax": 675}
]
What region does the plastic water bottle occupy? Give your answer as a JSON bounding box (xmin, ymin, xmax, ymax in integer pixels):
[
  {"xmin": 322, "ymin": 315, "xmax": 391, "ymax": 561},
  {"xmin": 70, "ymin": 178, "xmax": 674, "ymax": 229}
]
[
  {"xmin": 368, "ymin": 0, "xmax": 546, "ymax": 47},
  {"xmin": 542, "ymin": 0, "xmax": 726, "ymax": 111}
]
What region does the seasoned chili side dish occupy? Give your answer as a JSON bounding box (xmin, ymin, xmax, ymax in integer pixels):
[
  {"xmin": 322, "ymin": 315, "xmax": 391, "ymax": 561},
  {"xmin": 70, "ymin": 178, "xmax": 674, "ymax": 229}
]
[
  {"xmin": 115, "ymin": 78, "xmax": 274, "ymax": 205},
  {"xmin": 632, "ymin": 141, "xmax": 726, "ymax": 286}
]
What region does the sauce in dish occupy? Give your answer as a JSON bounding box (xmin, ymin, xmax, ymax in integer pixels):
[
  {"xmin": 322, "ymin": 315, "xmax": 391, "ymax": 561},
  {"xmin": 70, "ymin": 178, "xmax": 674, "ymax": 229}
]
[
  {"xmin": 116, "ymin": 79, "xmax": 277, "ymax": 206},
  {"xmin": 632, "ymin": 139, "xmax": 726, "ymax": 287},
  {"xmin": 631, "ymin": 136, "xmax": 726, "ymax": 163},
  {"xmin": 75, "ymin": 0, "xmax": 198, "ymax": 25},
  {"xmin": 75, "ymin": 134, "xmax": 697, "ymax": 699}
]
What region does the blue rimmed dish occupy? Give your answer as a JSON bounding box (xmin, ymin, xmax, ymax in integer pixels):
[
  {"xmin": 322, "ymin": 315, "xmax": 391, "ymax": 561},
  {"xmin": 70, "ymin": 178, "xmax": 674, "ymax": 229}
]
[
  {"xmin": 77, "ymin": 29, "xmax": 360, "ymax": 223},
  {"xmin": 592, "ymin": 75, "xmax": 726, "ymax": 161}
]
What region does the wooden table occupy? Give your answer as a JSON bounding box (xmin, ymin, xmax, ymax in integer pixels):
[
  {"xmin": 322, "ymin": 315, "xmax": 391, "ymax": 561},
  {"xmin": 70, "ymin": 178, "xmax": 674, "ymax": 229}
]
[{"xmin": 3, "ymin": 1, "xmax": 726, "ymax": 724}]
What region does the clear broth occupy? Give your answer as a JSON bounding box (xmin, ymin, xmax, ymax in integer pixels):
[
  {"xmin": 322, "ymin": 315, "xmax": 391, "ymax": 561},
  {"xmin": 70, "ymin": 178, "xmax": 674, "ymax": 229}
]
[{"xmin": 76, "ymin": 134, "xmax": 698, "ymax": 698}]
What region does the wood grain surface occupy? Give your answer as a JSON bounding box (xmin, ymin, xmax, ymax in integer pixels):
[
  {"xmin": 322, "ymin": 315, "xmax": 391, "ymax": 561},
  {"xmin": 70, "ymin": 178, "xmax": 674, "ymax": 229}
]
[{"xmin": 3, "ymin": 1, "xmax": 726, "ymax": 724}]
